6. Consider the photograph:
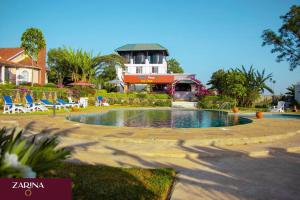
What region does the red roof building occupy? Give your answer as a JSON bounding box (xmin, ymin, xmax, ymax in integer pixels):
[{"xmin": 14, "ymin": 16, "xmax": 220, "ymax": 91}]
[{"xmin": 0, "ymin": 47, "xmax": 47, "ymax": 85}]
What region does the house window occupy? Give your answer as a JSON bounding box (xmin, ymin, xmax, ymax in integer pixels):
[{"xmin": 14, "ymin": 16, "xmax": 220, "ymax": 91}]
[
  {"xmin": 149, "ymin": 53, "xmax": 163, "ymax": 64},
  {"xmin": 134, "ymin": 52, "xmax": 146, "ymax": 64},
  {"xmin": 21, "ymin": 70, "xmax": 29, "ymax": 82},
  {"xmin": 152, "ymin": 66, "xmax": 158, "ymax": 74},
  {"xmin": 136, "ymin": 66, "xmax": 143, "ymax": 74},
  {"xmin": 122, "ymin": 53, "xmax": 131, "ymax": 64}
]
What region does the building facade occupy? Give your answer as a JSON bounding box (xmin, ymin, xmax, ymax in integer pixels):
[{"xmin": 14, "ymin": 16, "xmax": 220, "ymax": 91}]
[
  {"xmin": 0, "ymin": 48, "xmax": 47, "ymax": 85},
  {"xmin": 115, "ymin": 44, "xmax": 205, "ymax": 101}
]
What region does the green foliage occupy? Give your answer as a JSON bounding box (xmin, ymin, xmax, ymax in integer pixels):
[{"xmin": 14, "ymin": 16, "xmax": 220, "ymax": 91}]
[
  {"xmin": 207, "ymin": 66, "xmax": 273, "ymax": 107},
  {"xmin": 207, "ymin": 69, "xmax": 226, "ymax": 92},
  {"xmin": 20, "ymin": 27, "xmax": 46, "ymax": 61},
  {"xmin": 0, "ymin": 127, "xmax": 70, "ymax": 178},
  {"xmin": 286, "ymin": 84, "xmax": 295, "ymax": 98},
  {"xmin": 48, "ymin": 46, "xmax": 125, "ymax": 87},
  {"xmin": 44, "ymin": 83, "xmax": 57, "ymax": 88},
  {"xmin": 167, "ymin": 58, "xmax": 184, "ymax": 73},
  {"xmin": 197, "ymin": 95, "xmax": 235, "ymax": 109},
  {"xmin": 47, "ymin": 47, "xmax": 71, "ymax": 84},
  {"xmin": 41, "ymin": 163, "xmax": 175, "ymax": 200},
  {"xmin": 95, "ymin": 90, "xmax": 170, "ymax": 100},
  {"xmin": 95, "ymin": 54, "xmax": 126, "ymax": 90},
  {"xmin": 103, "ymin": 95, "xmax": 171, "ymax": 107},
  {"xmin": 262, "ymin": 5, "xmax": 300, "ymax": 70}
]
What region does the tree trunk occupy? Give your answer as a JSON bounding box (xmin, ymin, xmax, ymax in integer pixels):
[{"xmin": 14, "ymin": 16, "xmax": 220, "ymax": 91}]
[{"xmin": 31, "ymin": 57, "xmax": 34, "ymax": 86}]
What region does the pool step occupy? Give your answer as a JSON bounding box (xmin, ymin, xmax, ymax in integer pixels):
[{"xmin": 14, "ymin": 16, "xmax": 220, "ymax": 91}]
[{"xmin": 172, "ymin": 101, "xmax": 197, "ymax": 108}]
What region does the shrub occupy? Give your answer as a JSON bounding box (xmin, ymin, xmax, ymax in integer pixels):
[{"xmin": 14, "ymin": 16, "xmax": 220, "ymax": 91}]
[
  {"xmin": 44, "ymin": 83, "xmax": 57, "ymax": 88},
  {"xmin": 197, "ymin": 95, "xmax": 235, "ymax": 109},
  {"xmin": 154, "ymin": 100, "xmax": 172, "ymax": 107},
  {"xmin": 0, "ymin": 127, "xmax": 70, "ymax": 178}
]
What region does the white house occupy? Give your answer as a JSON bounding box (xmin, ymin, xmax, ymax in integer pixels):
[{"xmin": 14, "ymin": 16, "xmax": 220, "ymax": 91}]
[{"xmin": 115, "ymin": 43, "xmax": 205, "ymax": 101}]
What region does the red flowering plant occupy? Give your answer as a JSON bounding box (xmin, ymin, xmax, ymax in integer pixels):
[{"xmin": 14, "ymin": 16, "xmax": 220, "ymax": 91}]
[
  {"xmin": 19, "ymin": 87, "xmax": 28, "ymax": 94},
  {"xmin": 66, "ymin": 89, "xmax": 80, "ymax": 98},
  {"xmin": 57, "ymin": 83, "xmax": 64, "ymax": 88}
]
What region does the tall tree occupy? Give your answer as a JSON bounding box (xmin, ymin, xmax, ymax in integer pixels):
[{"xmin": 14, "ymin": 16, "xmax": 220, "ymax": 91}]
[
  {"xmin": 47, "ymin": 47, "xmax": 125, "ymax": 87},
  {"xmin": 262, "ymin": 5, "xmax": 300, "ymax": 71},
  {"xmin": 94, "ymin": 54, "xmax": 125, "ymax": 90},
  {"xmin": 207, "ymin": 69, "xmax": 227, "ymax": 93},
  {"xmin": 208, "ymin": 66, "xmax": 273, "ymax": 106},
  {"xmin": 47, "ymin": 48, "xmax": 70, "ymax": 84},
  {"xmin": 21, "ymin": 28, "xmax": 46, "ymax": 86},
  {"xmin": 286, "ymin": 84, "xmax": 296, "ymax": 98},
  {"xmin": 237, "ymin": 66, "xmax": 273, "ymax": 106},
  {"xmin": 167, "ymin": 58, "xmax": 184, "ymax": 73}
]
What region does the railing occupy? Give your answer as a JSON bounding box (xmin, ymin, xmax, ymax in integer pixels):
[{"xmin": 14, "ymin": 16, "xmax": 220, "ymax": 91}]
[
  {"xmin": 218, "ymin": 102, "xmax": 232, "ymax": 125},
  {"xmin": 173, "ymin": 91, "xmax": 197, "ymax": 101}
]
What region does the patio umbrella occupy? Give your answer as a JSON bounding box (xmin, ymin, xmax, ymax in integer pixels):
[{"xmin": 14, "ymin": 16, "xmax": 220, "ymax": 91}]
[
  {"xmin": 107, "ymin": 79, "xmax": 123, "ymax": 85},
  {"xmin": 68, "ymin": 81, "xmax": 95, "ymax": 87}
]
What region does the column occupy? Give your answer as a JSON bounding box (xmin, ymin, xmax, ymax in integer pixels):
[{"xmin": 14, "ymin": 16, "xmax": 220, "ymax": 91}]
[
  {"xmin": 124, "ymin": 84, "xmax": 128, "ymax": 93},
  {"xmin": 15, "ymin": 68, "xmax": 19, "ymax": 86},
  {"xmin": 1, "ymin": 66, "xmax": 5, "ymax": 84}
]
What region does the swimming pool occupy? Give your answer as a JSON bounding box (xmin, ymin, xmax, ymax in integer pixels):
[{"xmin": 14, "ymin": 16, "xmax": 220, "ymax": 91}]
[
  {"xmin": 67, "ymin": 109, "xmax": 252, "ymax": 128},
  {"xmin": 261, "ymin": 114, "xmax": 300, "ymax": 119}
]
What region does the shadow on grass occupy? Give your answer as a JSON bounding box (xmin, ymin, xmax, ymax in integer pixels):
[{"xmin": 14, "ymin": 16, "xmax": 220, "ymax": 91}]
[
  {"xmin": 103, "ymin": 140, "xmax": 300, "ymax": 200},
  {"xmin": 42, "ymin": 160, "xmax": 175, "ymax": 200},
  {"xmin": 9, "ymin": 123, "xmax": 175, "ymax": 200}
]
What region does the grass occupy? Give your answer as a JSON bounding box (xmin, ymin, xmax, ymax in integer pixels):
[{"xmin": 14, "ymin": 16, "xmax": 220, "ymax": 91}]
[{"xmin": 41, "ymin": 162, "xmax": 176, "ymax": 200}]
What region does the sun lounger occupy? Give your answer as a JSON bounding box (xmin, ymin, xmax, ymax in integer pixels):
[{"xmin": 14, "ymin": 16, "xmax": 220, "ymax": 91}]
[
  {"xmin": 269, "ymin": 101, "xmax": 285, "ymax": 112},
  {"xmin": 3, "ymin": 96, "xmax": 28, "ymax": 114},
  {"xmin": 25, "ymin": 95, "xmax": 48, "ymax": 111},
  {"xmin": 95, "ymin": 96, "xmax": 103, "ymax": 106},
  {"xmin": 56, "ymin": 98, "xmax": 80, "ymax": 108},
  {"xmin": 40, "ymin": 99, "xmax": 62, "ymax": 110}
]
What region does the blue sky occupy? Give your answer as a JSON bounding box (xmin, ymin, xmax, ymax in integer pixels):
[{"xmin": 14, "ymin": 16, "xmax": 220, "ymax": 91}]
[{"xmin": 0, "ymin": 0, "xmax": 299, "ymax": 94}]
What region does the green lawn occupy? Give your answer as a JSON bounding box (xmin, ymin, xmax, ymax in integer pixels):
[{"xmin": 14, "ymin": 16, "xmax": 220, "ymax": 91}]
[{"xmin": 41, "ymin": 162, "xmax": 176, "ymax": 200}]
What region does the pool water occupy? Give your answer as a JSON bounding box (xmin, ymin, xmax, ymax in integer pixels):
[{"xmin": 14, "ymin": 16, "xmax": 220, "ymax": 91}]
[
  {"xmin": 67, "ymin": 109, "xmax": 252, "ymax": 128},
  {"xmin": 263, "ymin": 114, "xmax": 300, "ymax": 119}
]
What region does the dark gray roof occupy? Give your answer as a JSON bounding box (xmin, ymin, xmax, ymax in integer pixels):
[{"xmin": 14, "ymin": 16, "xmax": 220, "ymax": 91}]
[{"xmin": 115, "ymin": 43, "xmax": 169, "ymax": 55}]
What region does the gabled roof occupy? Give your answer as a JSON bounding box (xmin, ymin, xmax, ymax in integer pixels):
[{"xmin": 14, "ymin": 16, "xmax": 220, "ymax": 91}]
[
  {"xmin": 18, "ymin": 57, "xmax": 39, "ymax": 67},
  {"xmin": 115, "ymin": 43, "xmax": 169, "ymax": 56},
  {"xmin": 0, "ymin": 58, "xmax": 40, "ymax": 69},
  {"xmin": 0, "ymin": 48, "xmax": 23, "ymax": 60},
  {"xmin": 0, "ymin": 47, "xmax": 40, "ymax": 69}
]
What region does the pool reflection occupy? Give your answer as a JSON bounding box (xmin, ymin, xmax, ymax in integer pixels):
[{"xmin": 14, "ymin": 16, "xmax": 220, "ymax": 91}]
[{"xmin": 68, "ymin": 109, "xmax": 252, "ymax": 128}]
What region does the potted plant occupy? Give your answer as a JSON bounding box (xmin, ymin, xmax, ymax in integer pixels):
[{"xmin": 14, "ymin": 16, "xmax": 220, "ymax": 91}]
[
  {"xmin": 232, "ymin": 106, "xmax": 239, "ymax": 113},
  {"xmin": 232, "ymin": 100, "xmax": 239, "ymax": 113},
  {"xmin": 256, "ymin": 111, "xmax": 263, "ymax": 119},
  {"xmin": 292, "ymin": 105, "xmax": 298, "ymax": 112}
]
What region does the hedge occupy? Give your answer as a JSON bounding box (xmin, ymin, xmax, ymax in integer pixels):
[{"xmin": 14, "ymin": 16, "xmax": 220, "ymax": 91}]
[{"xmin": 0, "ymin": 85, "xmax": 171, "ymax": 107}]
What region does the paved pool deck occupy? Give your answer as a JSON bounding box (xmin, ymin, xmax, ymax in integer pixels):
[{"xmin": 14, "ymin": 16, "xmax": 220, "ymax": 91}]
[{"xmin": 0, "ymin": 108, "xmax": 300, "ymax": 200}]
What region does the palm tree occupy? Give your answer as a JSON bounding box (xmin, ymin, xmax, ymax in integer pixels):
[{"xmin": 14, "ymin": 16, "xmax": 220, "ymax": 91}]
[
  {"xmin": 238, "ymin": 66, "xmax": 273, "ymax": 107},
  {"xmin": 47, "ymin": 47, "xmax": 125, "ymax": 86},
  {"xmin": 286, "ymin": 84, "xmax": 295, "ymax": 98}
]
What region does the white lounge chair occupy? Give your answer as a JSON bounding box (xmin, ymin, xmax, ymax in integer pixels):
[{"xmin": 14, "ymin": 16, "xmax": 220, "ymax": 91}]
[
  {"xmin": 270, "ymin": 101, "xmax": 285, "ymax": 112},
  {"xmin": 56, "ymin": 98, "xmax": 80, "ymax": 108},
  {"xmin": 3, "ymin": 96, "xmax": 28, "ymax": 114},
  {"xmin": 40, "ymin": 99, "xmax": 62, "ymax": 110},
  {"xmin": 25, "ymin": 95, "xmax": 48, "ymax": 112},
  {"xmin": 68, "ymin": 97, "xmax": 78, "ymax": 104}
]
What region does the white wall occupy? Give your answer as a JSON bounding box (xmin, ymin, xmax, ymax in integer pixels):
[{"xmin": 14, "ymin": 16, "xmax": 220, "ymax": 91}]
[{"xmin": 124, "ymin": 58, "xmax": 167, "ymax": 74}]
